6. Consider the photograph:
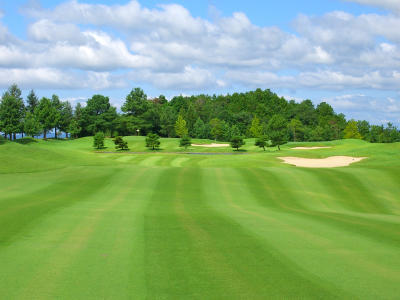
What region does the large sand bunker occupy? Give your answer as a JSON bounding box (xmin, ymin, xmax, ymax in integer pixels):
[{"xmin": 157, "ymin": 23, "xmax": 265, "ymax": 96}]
[
  {"xmin": 278, "ymin": 156, "xmax": 366, "ymax": 168},
  {"xmin": 291, "ymin": 146, "xmax": 332, "ymax": 150},
  {"xmin": 192, "ymin": 143, "xmax": 230, "ymax": 148}
]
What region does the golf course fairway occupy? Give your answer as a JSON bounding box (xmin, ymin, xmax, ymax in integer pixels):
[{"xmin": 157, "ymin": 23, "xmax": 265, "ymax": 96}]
[{"xmin": 0, "ymin": 137, "xmax": 399, "ymax": 299}]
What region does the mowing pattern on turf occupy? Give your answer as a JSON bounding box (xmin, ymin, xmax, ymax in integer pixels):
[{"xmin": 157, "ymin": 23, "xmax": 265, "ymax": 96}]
[{"xmin": 0, "ymin": 137, "xmax": 399, "ymax": 299}]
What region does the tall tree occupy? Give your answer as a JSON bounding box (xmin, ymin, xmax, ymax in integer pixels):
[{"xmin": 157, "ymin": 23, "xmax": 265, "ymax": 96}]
[
  {"xmin": 175, "ymin": 114, "xmax": 188, "ymax": 138},
  {"xmin": 288, "ymin": 119, "xmax": 303, "ymax": 142},
  {"xmin": 2, "ymin": 84, "xmax": 25, "ymax": 139},
  {"xmin": 26, "ymin": 90, "xmax": 39, "ymax": 114},
  {"xmin": 210, "ymin": 118, "xmax": 223, "ymax": 140},
  {"xmin": 24, "ymin": 112, "xmax": 41, "ymax": 137},
  {"xmin": 59, "ymin": 101, "xmax": 73, "ymax": 138},
  {"xmin": 343, "ymin": 120, "xmax": 362, "ymax": 139},
  {"xmin": 122, "ymin": 88, "xmax": 148, "ymax": 116},
  {"xmin": 249, "ymin": 115, "xmax": 263, "ymax": 138},
  {"xmin": 266, "ymin": 115, "xmax": 288, "ymax": 150},
  {"xmin": 51, "ymin": 95, "xmax": 62, "ymax": 138},
  {"xmin": 36, "ymin": 97, "xmax": 57, "ymax": 139},
  {"xmin": 0, "ymin": 94, "xmax": 24, "ymax": 140}
]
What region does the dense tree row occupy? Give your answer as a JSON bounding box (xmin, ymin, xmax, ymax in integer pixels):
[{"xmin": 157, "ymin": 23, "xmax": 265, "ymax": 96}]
[{"xmin": 1, "ymin": 84, "xmax": 399, "ymax": 143}]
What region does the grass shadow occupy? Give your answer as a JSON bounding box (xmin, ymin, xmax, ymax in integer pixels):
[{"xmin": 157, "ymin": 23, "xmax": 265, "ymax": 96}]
[{"xmin": 15, "ymin": 137, "xmax": 38, "ymax": 145}]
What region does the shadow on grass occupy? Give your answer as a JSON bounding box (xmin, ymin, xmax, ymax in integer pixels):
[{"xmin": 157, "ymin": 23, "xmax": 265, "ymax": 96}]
[
  {"xmin": 233, "ymin": 148, "xmax": 248, "ymax": 152},
  {"xmin": 15, "ymin": 137, "xmax": 38, "ymax": 144}
]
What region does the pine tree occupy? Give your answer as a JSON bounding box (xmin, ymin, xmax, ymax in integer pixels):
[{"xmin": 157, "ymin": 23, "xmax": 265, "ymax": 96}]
[
  {"xmin": 230, "ymin": 136, "xmax": 245, "ymax": 151},
  {"xmin": 175, "ymin": 114, "xmax": 188, "ymax": 138},
  {"xmin": 113, "ymin": 136, "xmax": 129, "ymax": 150},
  {"xmin": 249, "ymin": 116, "xmax": 263, "ymax": 137},
  {"xmin": 93, "ymin": 132, "xmax": 105, "ymax": 149},
  {"xmin": 179, "ymin": 136, "xmax": 191, "ymax": 150},
  {"xmin": 26, "ymin": 90, "xmax": 39, "ymax": 113},
  {"xmin": 343, "ymin": 120, "xmax": 362, "ymax": 139},
  {"xmin": 146, "ymin": 133, "xmax": 160, "ymax": 150}
]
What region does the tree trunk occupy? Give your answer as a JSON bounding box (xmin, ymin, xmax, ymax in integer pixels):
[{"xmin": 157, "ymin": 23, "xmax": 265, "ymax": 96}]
[
  {"xmin": 263, "ymin": 146, "xmax": 265, "ymax": 151},
  {"xmin": 55, "ymin": 127, "xmax": 57, "ymax": 139},
  {"xmin": 13, "ymin": 133, "xmax": 16, "ymax": 140},
  {"xmin": 65, "ymin": 132, "xmax": 69, "ymax": 139},
  {"xmin": 278, "ymin": 145, "xmax": 280, "ymax": 151},
  {"xmin": 44, "ymin": 130, "xmax": 47, "ymax": 140}
]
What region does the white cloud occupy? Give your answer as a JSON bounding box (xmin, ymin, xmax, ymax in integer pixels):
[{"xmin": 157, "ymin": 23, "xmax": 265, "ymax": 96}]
[
  {"xmin": 322, "ymin": 94, "xmax": 400, "ymax": 125},
  {"xmin": 0, "ymin": 0, "xmax": 398, "ymax": 101},
  {"xmin": 346, "ymin": 0, "xmax": 400, "ymax": 14},
  {"xmin": 0, "ymin": 68, "xmax": 126, "ymax": 90}
]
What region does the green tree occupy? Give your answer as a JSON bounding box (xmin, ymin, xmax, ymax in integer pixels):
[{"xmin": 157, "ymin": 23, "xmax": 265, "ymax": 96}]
[
  {"xmin": 59, "ymin": 101, "xmax": 73, "ymax": 138},
  {"xmin": 175, "ymin": 114, "xmax": 188, "ymax": 138},
  {"xmin": 93, "ymin": 132, "xmax": 105, "ymax": 149},
  {"xmin": 230, "ymin": 136, "xmax": 245, "ymax": 151},
  {"xmin": 229, "ymin": 124, "xmax": 241, "ymax": 140},
  {"xmin": 146, "ymin": 133, "xmax": 160, "ymax": 150},
  {"xmin": 160, "ymin": 106, "xmax": 176, "ymax": 137},
  {"xmin": 113, "ymin": 136, "xmax": 129, "ymax": 150},
  {"xmin": 26, "ymin": 90, "xmax": 39, "ymax": 114},
  {"xmin": 122, "ymin": 88, "xmax": 148, "ymax": 116},
  {"xmin": 68, "ymin": 119, "xmax": 81, "ymax": 139},
  {"xmin": 288, "ymin": 119, "xmax": 303, "ymax": 142},
  {"xmin": 179, "ymin": 135, "xmax": 191, "ymax": 150},
  {"xmin": 35, "ymin": 97, "xmax": 57, "ymax": 139},
  {"xmin": 357, "ymin": 120, "xmax": 370, "ymax": 140},
  {"xmin": 0, "ymin": 94, "xmax": 24, "ymax": 140},
  {"xmin": 83, "ymin": 95, "xmax": 118, "ymax": 136},
  {"xmin": 51, "ymin": 95, "xmax": 62, "ymax": 139},
  {"xmin": 343, "ymin": 120, "xmax": 362, "ymax": 139},
  {"xmin": 24, "ymin": 112, "xmax": 41, "ymax": 137},
  {"xmin": 193, "ymin": 117, "xmax": 207, "ymax": 138},
  {"xmin": 266, "ymin": 115, "xmax": 288, "ymax": 150},
  {"xmin": 249, "ymin": 115, "xmax": 263, "ymax": 137},
  {"xmin": 255, "ymin": 135, "xmax": 268, "ymax": 151},
  {"xmin": 210, "ymin": 118, "xmax": 222, "ymax": 140}
]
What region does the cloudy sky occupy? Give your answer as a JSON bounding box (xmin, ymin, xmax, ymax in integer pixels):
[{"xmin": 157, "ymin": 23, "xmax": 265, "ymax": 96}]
[{"xmin": 1, "ymin": 0, "xmax": 400, "ymax": 125}]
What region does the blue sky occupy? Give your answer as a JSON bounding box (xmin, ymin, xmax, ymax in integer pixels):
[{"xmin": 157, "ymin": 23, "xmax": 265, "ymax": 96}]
[{"xmin": 1, "ymin": 0, "xmax": 400, "ymax": 125}]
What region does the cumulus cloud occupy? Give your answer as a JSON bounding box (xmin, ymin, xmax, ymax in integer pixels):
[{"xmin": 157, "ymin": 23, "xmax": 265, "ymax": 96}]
[
  {"xmin": 345, "ymin": 0, "xmax": 400, "ymax": 14},
  {"xmin": 0, "ymin": 0, "xmax": 399, "ymax": 102},
  {"xmin": 0, "ymin": 68, "xmax": 126, "ymax": 90},
  {"xmin": 323, "ymin": 94, "xmax": 400, "ymax": 125}
]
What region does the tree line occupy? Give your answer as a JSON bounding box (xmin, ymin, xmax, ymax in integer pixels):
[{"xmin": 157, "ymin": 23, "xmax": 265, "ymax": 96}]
[{"xmin": 1, "ymin": 84, "xmax": 399, "ymax": 144}]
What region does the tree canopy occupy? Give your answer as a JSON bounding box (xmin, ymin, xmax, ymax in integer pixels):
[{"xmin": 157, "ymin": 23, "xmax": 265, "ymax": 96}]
[{"xmin": 0, "ymin": 85, "xmax": 399, "ymax": 143}]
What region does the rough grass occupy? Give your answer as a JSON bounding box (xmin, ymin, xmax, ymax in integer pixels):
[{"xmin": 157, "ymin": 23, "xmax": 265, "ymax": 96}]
[{"xmin": 0, "ymin": 137, "xmax": 399, "ymax": 299}]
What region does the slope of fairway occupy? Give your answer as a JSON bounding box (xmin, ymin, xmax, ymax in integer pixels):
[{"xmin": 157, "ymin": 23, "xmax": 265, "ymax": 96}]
[{"xmin": 0, "ymin": 138, "xmax": 399, "ymax": 299}]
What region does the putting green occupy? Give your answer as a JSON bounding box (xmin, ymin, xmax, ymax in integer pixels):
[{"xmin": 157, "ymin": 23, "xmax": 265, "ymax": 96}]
[{"xmin": 0, "ymin": 137, "xmax": 399, "ymax": 299}]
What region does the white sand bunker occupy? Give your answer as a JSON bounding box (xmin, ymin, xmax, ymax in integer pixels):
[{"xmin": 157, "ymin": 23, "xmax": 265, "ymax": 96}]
[
  {"xmin": 192, "ymin": 143, "xmax": 230, "ymax": 148},
  {"xmin": 291, "ymin": 146, "xmax": 332, "ymax": 150},
  {"xmin": 278, "ymin": 156, "xmax": 366, "ymax": 168}
]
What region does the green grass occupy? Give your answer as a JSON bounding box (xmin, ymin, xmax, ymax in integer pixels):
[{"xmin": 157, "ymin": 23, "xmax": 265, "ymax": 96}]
[{"xmin": 0, "ymin": 137, "xmax": 399, "ymax": 299}]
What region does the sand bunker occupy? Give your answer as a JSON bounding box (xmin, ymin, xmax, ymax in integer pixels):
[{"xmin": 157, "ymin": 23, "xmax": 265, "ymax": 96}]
[
  {"xmin": 291, "ymin": 146, "xmax": 332, "ymax": 150},
  {"xmin": 278, "ymin": 156, "xmax": 366, "ymax": 168},
  {"xmin": 192, "ymin": 143, "xmax": 230, "ymax": 148}
]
